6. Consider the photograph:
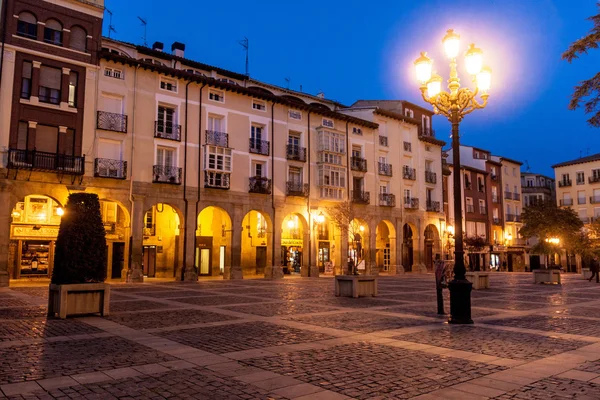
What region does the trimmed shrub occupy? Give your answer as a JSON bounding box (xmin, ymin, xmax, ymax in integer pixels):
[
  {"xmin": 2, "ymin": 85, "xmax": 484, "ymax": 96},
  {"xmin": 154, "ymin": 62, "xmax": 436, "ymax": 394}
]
[{"xmin": 51, "ymin": 193, "xmax": 107, "ymax": 284}]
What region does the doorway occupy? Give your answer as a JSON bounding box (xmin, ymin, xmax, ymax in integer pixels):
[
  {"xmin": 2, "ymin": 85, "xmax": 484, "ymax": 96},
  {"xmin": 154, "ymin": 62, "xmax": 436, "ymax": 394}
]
[
  {"xmin": 111, "ymin": 242, "xmax": 125, "ymax": 279},
  {"xmin": 507, "ymin": 254, "xmax": 514, "ymax": 272},
  {"xmin": 142, "ymin": 245, "xmax": 156, "ymax": 277},
  {"xmin": 256, "ymin": 246, "xmax": 267, "ymax": 274},
  {"xmin": 318, "ymin": 241, "xmax": 330, "ymax": 273},
  {"xmin": 425, "ymin": 241, "xmax": 433, "ymax": 272},
  {"xmin": 530, "ymin": 255, "xmax": 541, "ymax": 270},
  {"xmin": 199, "ymin": 248, "xmax": 211, "ymax": 275}
]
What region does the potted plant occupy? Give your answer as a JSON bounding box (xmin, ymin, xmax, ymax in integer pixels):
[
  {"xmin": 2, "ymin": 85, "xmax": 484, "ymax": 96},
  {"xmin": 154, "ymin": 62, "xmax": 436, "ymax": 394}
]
[{"xmin": 48, "ymin": 193, "xmax": 110, "ymax": 318}]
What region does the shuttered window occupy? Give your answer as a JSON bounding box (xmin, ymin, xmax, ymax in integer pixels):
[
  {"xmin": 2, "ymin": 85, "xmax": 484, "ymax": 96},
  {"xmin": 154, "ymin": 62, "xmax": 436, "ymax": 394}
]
[
  {"xmin": 17, "ymin": 122, "xmax": 28, "ymax": 150},
  {"xmin": 35, "ymin": 125, "xmax": 58, "ymax": 153},
  {"xmin": 39, "ymin": 66, "xmax": 61, "ymax": 104},
  {"xmin": 69, "ymin": 26, "xmax": 87, "ymax": 52},
  {"xmin": 21, "ymin": 61, "xmax": 32, "ymax": 98}
]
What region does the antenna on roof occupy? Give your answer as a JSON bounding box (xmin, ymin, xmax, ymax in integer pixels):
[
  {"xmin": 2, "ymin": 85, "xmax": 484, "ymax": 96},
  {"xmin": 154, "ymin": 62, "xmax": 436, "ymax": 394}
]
[
  {"xmin": 238, "ymin": 37, "xmax": 249, "ymax": 77},
  {"xmin": 524, "ymin": 160, "xmax": 531, "ymax": 172},
  {"xmin": 285, "ymin": 77, "xmax": 290, "ymax": 90},
  {"xmin": 105, "ymin": 8, "xmax": 116, "ymax": 38},
  {"xmin": 137, "ymin": 16, "xmax": 148, "ymax": 47}
]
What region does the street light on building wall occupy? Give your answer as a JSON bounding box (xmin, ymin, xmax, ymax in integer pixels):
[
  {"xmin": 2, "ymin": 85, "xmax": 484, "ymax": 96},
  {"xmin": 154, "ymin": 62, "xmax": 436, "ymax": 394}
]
[{"xmin": 414, "ymin": 29, "xmax": 492, "ymax": 324}]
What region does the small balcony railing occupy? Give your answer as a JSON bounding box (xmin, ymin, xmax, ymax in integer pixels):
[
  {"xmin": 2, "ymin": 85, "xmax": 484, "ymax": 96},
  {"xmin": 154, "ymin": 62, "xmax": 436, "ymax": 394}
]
[
  {"xmin": 419, "ymin": 127, "xmax": 436, "ymax": 137},
  {"xmin": 379, "ymin": 135, "xmax": 388, "ymax": 147},
  {"xmin": 94, "ymin": 158, "xmax": 127, "ymax": 179},
  {"xmin": 154, "ymin": 121, "xmax": 181, "ymax": 141},
  {"xmin": 425, "ymin": 171, "xmax": 437, "ymax": 184},
  {"xmin": 493, "ymin": 217, "xmax": 501, "ymax": 225},
  {"xmin": 97, "ymin": 111, "xmax": 127, "ymax": 133},
  {"xmin": 515, "ymin": 215, "xmax": 522, "ymax": 222},
  {"xmin": 466, "ymin": 205, "xmax": 474, "ymax": 213},
  {"xmin": 589, "ymin": 176, "xmax": 600, "ymax": 184},
  {"xmin": 403, "ymin": 166, "xmax": 416, "ymax": 180},
  {"xmin": 513, "ymin": 193, "xmax": 521, "ymax": 201},
  {"xmin": 379, "ymin": 193, "xmax": 395, "ymax": 207},
  {"xmin": 351, "ymin": 157, "xmax": 368, "ymax": 172},
  {"xmin": 577, "ymin": 179, "xmax": 585, "ymax": 185},
  {"xmin": 403, "ymin": 142, "xmax": 412, "ymax": 152},
  {"xmin": 351, "ymin": 190, "xmax": 370, "ymax": 204},
  {"xmin": 492, "ymin": 195, "xmax": 499, "ymax": 203},
  {"xmin": 286, "ymin": 181, "xmax": 309, "ymax": 197},
  {"xmin": 249, "ymin": 176, "xmax": 272, "ymax": 194},
  {"xmin": 479, "ymin": 206, "xmax": 487, "ymax": 215},
  {"xmin": 591, "ymin": 196, "xmax": 600, "ymax": 204},
  {"xmin": 249, "ymin": 139, "xmax": 270, "ymax": 156},
  {"xmin": 558, "ymin": 179, "xmax": 572, "ymax": 187},
  {"xmin": 7, "ymin": 148, "xmax": 84, "ymax": 175},
  {"xmin": 560, "ymin": 199, "xmax": 573, "ymax": 206},
  {"xmin": 153, "ymin": 165, "xmax": 182, "ymax": 184},
  {"xmin": 506, "ymin": 213, "xmax": 515, "ymax": 222},
  {"xmin": 378, "ymin": 162, "xmax": 392, "ymax": 176},
  {"xmin": 403, "ymin": 197, "xmax": 419, "ymax": 209},
  {"xmin": 204, "ymin": 171, "xmax": 230, "ymax": 189},
  {"xmin": 426, "ymin": 201, "xmax": 440, "ymax": 212},
  {"xmin": 205, "ymin": 130, "xmax": 229, "ymax": 147},
  {"xmin": 286, "ymin": 145, "xmax": 306, "ymax": 162},
  {"xmin": 504, "ymin": 191, "xmax": 512, "ymax": 199}
]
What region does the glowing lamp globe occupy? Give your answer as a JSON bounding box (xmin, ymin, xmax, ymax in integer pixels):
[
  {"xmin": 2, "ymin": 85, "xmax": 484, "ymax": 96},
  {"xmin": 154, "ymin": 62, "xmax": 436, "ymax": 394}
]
[
  {"xmin": 414, "ymin": 52, "xmax": 433, "ymax": 84},
  {"xmin": 442, "ymin": 29, "xmax": 460, "ymax": 59},
  {"xmin": 476, "ymin": 66, "xmax": 492, "ymax": 92},
  {"xmin": 464, "ymin": 43, "xmax": 483, "ymax": 75},
  {"xmin": 427, "ymin": 73, "xmax": 442, "ymax": 98}
]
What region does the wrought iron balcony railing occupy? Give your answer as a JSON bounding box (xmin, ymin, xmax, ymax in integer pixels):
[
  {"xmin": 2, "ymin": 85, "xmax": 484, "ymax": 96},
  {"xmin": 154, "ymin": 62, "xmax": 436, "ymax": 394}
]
[
  {"xmin": 205, "ymin": 130, "xmax": 229, "ymax": 147},
  {"xmin": 94, "ymin": 158, "xmax": 127, "ymax": 179},
  {"xmin": 426, "ymin": 201, "xmax": 440, "ymax": 212},
  {"xmin": 249, "ymin": 139, "xmax": 270, "ymax": 155},
  {"xmin": 589, "ymin": 176, "xmax": 600, "ymax": 184},
  {"xmin": 515, "ymin": 215, "xmax": 522, "ymax": 222},
  {"xmin": 249, "ymin": 176, "xmax": 272, "ymax": 194},
  {"xmin": 513, "ymin": 193, "xmax": 521, "ymax": 201},
  {"xmin": 153, "ymin": 165, "xmax": 182, "ymax": 184},
  {"xmin": 204, "ymin": 171, "xmax": 230, "ymax": 189},
  {"xmin": 97, "ymin": 111, "xmax": 127, "ymax": 133},
  {"xmin": 558, "ymin": 179, "xmax": 572, "ymax": 187},
  {"xmin": 419, "ymin": 127, "xmax": 436, "ymax": 137},
  {"xmin": 591, "ymin": 196, "xmax": 600, "ymax": 204},
  {"xmin": 466, "ymin": 205, "xmax": 474, "ymax": 213},
  {"xmin": 351, "ymin": 190, "xmax": 370, "ymax": 204},
  {"xmin": 379, "ymin": 135, "xmax": 388, "ymax": 147},
  {"xmin": 286, "ymin": 181, "xmax": 309, "ymax": 197},
  {"xmin": 286, "ymin": 145, "xmax": 306, "ymax": 162},
  {"xmin": 379, "ymin": 193, "xmax": 395, "ymax": 207},
  {"xmin": 504, "ymin": 191, "xmax": 512, "ymax": 199},
  {"xmin": 560, "ymin": 199, "xmax": 573, "ymax": 206},
  {"xmin": 403, "ymin": 166, "xmax": 416, "ymax": 180},
  {"xmin": 506, "ymin": 213, "xmax": 515, "ymax": 222},
  {"xmin": 378, "ymin": 162, "xmax": 392, "ymax": 176},
  {"xmin": 351, "ymin": 156, "xmax": 368, "ymax": 172},
  {"xmin": 425, "ymin": 171, "xmax": 437, "ymax": 184},
  {"xmin": 403, "ymin": 197, "xmax": 419, "ymax": 209},
  {"xmin": 7, "ymin": 148, "xmax": 84, "ymax": 175},
  {"xmin": 154, "ymin": 121, "xmax": 181, "ymax": 141}
]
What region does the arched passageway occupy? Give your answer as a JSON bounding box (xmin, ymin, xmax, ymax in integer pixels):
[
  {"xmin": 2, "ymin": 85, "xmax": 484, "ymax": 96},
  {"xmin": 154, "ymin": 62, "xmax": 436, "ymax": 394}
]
[
  {"xmin": 281, "ymin": 213, "xmax": 308, "ymax": 274},
  {"xmin": 241, "ymin": 210, "xmax": 271, "ymax": 276},
  {"xmin": 197, "ymin": 206, "xmax": 232, "ymax": 276},
  {"xmin": 424, "ymin": 224, "xmax": 441, "ymax": 272},
  {"xmin": 142, "ymin": 203, "xmax": 181, "ymax": 278},
  {"xmin": 376, "ymin": 220, "xmax": 396, "ymax": 273}
]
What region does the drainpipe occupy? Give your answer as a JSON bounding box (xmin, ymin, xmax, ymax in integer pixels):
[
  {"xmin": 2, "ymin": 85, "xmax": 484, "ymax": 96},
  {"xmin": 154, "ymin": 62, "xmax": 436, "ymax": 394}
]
[
  {"xmin": 0, "ymin": 0, "xmax": 9, "ymax": 92},
  {"xmin": 194, "ymin": 83, "xmax": 206, "ymax": 273},
  {"xmin": 181, "ymin": 80, "xmax": 192, "ymax": 281},
  {"xmin": 345, "ymin": 121, "xmax": 350, "ymax": 201},
  {"xmin": 271, "ymin": 101, "xmax": 275, "ymax": 273},
  {"xmin": 128, "ymin": 64, "xmax": 140, "ymax": 273},
  {"xmin": 306, "ymin": 111, "xmax": 311, "ymax": 276}
]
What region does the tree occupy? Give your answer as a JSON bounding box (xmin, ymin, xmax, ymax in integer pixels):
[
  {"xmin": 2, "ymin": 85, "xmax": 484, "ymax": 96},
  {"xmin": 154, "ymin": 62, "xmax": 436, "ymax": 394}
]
[
  {"xmin": 463, "ymin": 235, "xmax": 488, "ymax": 271},
  {"xmin": 52, "ymin": 193, "xmax": 107, "ymax": 284},
  {"xmin": 562, "ymin": 4, "xmax": 600, "ymax": 127},
  {"xmin": 327, "ymin": 201, "xmax": 369, "ymax": 275}
]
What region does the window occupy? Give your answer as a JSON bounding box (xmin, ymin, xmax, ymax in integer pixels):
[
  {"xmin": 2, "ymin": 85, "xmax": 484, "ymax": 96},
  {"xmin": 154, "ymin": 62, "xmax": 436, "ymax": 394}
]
[
  {"xmin": 512, "ymin": 167, "xmax": 516, "ymax": 177},
  {"xmin": 425, "ymin": 146, "xmax": 431, "ymax": 152},
  {"xmin": 474, "ymin": 151, "xmax": 479, "ymax": 159},
  {"xmin": 426, "ymin": 188, "xmax": 433, "ymax": 203},
  {"xmin": 207, "ymin": 115, "xmax": 224, "ymax": 133},
  {"xmin": 39, "ymin": 66, "xmax": 61, "ymax": 104},
  {"xmin": 380, "ymin": 184, "xmax": 389, "ymax": 194},
  {"xmin": 504, "ymin": 166, "xmax": 508, "ymax": 175},
  {"xmin": 404, "ymin": 108, "xmax": 414, "ymax": 118},
  {"xmin": 156, "ymin": 147, "xmax": 175, "ymax": 167},
  {"xmin": 403, "ymin": 141, "xmax": 412, "ymax": 152},
  {"xmin": 352, "ymin": 127, "xmax": 362, "ymax": 135},
  {"xmin": 21, "ymin": 61, "xmax": 32, "ymax": 99},
  {"xmin": 351, "ymin": 145, "xmax": 362, "ymax": 159},
  {"xmin": 157, "ymin": 106, "xmax": 176, "ymax": 134},
  {"xmin": 252, "ymin": 161, "xmax": 265, "ymax": 177},
  {"xmin": 204, "ymin": 146, "xmax": 232, "ymax": 172},
  {"xmin": 69, "ymin": 26, "xmax": 87, "ymax": 52},
  {"xmin": 318, "ymin": 165, "xmax": 345, "ymax": 199},
  {"xmin": 478, "ymin": 176, "xmax": 484, "ymax": 192},
  {"xmin": 578, "ymin": 191, "xmax": 586, "ymax": 204},
  {"xmin": 250, "ymin": 125, "xmax": 264, "ymax": 149},
  {"xmin": 318, "ymin": 130, "xmax": 345, "ymax": 154},
  {"xmin": 577, "ymin": 171, "xmax": 585, "ymax": 185},
  {"xmin": 288, "ymin": 166, "xmax": 302, "ymax": 184},
  {"xmin": 526, "ymin": 178, "xmax": 534, "ymax": 187},
  {"xmin": 68, "ymin": 71, "xmax": 77, "ymax": 107},
  {"xmin": 593, "ymin": 169, "xmax": 600, "ymax": 180},
  {"xmin": 466, "ymin": 197, "xmax": 474, "ymax": 213},
  {"xmin": 288, "ymin": 110, "xmax": 302, "ymax": 120},
  {"xmin": 17, "ymin": 12, "xmax": 37, "ymax": 39},
  {"xmin": 209, "ymin": 90, "xmax": 224, "ymax": 102},
  {"xmin": 479, "ymin": 199, "xmax": 486, "ymax": 214},
  {"xmin": 322, "ymin": 118, "xmax": 334, "ymax": 128},
  {"xmin": 252, "ymin": 100, "xmax": 266, "ymax": 111},
  {"xmin": 514, "ymin": 185, "xmax": 518, "ymax": 195},
  {"xmin": 104, "ymin": 67, "xmax": 123, "ymax": 79},
  {"xmin": 476, "ymin": 222, "xmax": 487, "ymax": 239},
  {"xmin": 160, "ymin": 77, "xmax": 177, "ymax": 92},
  {"xmin": 562, "ymin": 173, "xmax": 570, "ymax": 182},
  {"xmin": 464, "ymin": 172, "xmax": 471, "ymax": 189},
  {"xmin": 288, "ymin": 132, "xmax": 300, "ymax": 148},
  {"xmin": 35, "ymin": 124, "xmax": 58, "ymax": 153},
  {"xmin": 144, "ymin": 210, "xmax": 154, "ymax": 229},
  {"xmin": 425, "ymin": 160, "xmax": 433, "ymax": 172},
  {"xmin": 43, "ymin": 19, "xmax": 63, "ymax": 45}
]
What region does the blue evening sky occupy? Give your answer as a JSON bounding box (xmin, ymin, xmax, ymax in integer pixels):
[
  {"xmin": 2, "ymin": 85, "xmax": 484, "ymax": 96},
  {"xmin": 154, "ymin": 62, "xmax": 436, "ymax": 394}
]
[{"xmin": 103, "ymin": 0, "xmax": 599, "ymax": 176}]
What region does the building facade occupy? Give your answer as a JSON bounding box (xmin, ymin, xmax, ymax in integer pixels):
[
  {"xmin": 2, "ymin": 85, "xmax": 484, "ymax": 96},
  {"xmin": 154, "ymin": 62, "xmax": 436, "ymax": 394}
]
[
  {"xmin": 0, "ymin": 0, "xmax": 447, "ymax": 285},
  {"xmin": 521, "ymin": 172, "xmax": 555, "ymax": 207}
]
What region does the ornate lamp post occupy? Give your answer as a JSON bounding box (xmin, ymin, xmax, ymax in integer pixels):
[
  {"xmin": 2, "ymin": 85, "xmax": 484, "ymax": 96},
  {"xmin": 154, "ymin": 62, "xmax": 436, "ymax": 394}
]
[{"xmin": 414, "ymin": 29, "xmax": 492, "ymax": 324}]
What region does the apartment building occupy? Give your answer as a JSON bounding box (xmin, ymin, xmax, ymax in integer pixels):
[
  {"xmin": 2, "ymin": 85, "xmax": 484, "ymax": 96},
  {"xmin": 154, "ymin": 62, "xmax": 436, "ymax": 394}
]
[
  {"xmin": 521, "ymin": 172, "xmax": 555, "ymax": 207},
  {"xmin": 0, "ymin": 0, "xmax": 446, "ymax": 285}
]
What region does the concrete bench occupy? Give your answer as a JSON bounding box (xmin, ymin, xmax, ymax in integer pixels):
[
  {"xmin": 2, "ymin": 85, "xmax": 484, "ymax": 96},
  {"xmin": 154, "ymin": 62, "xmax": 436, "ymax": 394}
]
[
  {"xmin": 533, "ymin": 269, "xmax": 561, "ymax": 284},
  {"xmin": 465, "ymin": 272, "xmax": 490, "ymax": 289},
  {"xmin": 335, "ymin": 275, "xmax": 378, "ymax": 298}
]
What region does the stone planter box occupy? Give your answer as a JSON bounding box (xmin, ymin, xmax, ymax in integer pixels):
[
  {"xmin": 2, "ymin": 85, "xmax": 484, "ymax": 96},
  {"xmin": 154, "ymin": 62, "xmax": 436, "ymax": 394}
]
[
  {"xmin": 465, "ymin": 272, "xmax": 490, "ymax": 289},
  {"xmin": 335, "ymin": 275, "xmax": 378, "ymax": 298},
  {"xmin": 533, "ymin": 269, "xmax": 561, "ymax": 284},
  {"xmin": 583, "ymin": 268, "xmax": 592, "ymax": 280},
  {"xmin": 48, "ymin": 283, "xmax": 110, "ymax": 319}
]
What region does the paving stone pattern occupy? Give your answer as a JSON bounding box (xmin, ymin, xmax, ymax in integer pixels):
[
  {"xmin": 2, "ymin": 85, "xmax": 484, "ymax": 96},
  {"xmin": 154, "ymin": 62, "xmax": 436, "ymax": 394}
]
[
  {"xmin": 485, "ymin": 315, "xmax": 600, "ymax": 337},
  {"xmin": 107, "ymin": 308, "xmax": 240, "ymax": 329},
  {"xmin": 491, "ymin": 377, "xmax": 600, "ymax": 399},
  {"xmin": 290, "ymin": 311, "xmax": 432, "ymax": 333},
  {"xmin": 0, "ymin": 319, "xmax": 101, "ymax": 342}
]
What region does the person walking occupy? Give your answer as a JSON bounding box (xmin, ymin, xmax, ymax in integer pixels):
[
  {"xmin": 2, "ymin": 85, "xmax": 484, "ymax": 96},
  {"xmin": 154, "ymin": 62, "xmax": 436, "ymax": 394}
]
[{"xmin": 589, "ymin": 255, "xmax": 600, "ymax": 283}]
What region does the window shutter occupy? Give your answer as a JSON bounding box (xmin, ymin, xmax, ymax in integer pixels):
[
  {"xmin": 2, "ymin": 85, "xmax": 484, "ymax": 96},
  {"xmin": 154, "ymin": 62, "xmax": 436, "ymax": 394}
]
[
  {"xmin": 35, "ymin": 125, "xmax": 58, "ymax": 153},
  {"xmin": 46, "ymin": 19, "xmax": 62, "ymax": 31},
  {"xmin": 22, "ymin": 62, "xmax": 32, "ymax": 79},
  {"xmin": 40, "ymin": 66, "xmax": 61, "ymax": 89},
  {"xmin": 17, "ymin": 122, "xmax": 28, "ymax": 150},
  {"xmin": 19, "ymin": 12, "xmax": 36, "ymax": 24},
  {"xmin": 69, "ymin": 26, "xmax": 87, "ymax": 51}
]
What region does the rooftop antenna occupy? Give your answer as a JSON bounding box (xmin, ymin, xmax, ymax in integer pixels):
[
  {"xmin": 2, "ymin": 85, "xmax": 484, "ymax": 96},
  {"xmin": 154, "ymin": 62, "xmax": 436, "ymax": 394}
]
[
  {"xmin": 285, "ymin": 77, "xmax": 290, "ymax": 90},
  {"xmin": 238, "ymin": 37, "xmax": 249, "ymax": 77},
  {"xmin": 137, "ymin": 16, "xmax": 147, "ymax": 47},
  {"xmin": 524, "ymin": 160, "xmax": 531, "ymax": 172},
  {"xmin": 105, "ymin": 8, "xmax": 116, "ymax": 38}
]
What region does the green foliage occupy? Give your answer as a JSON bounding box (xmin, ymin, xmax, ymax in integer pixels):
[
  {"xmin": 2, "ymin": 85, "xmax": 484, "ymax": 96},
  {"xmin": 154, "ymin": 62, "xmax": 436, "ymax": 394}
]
[
  {"xmin": 51, "ymin": 193, "xmax": 107, "ymax": 284},
  {"xmin": 464, "ymin": 235, "xmax": 487, "ymax": 251}
]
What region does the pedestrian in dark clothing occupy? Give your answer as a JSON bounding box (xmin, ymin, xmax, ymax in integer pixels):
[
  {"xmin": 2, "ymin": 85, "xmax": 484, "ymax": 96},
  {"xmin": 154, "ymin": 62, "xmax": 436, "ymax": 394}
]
[{"xmin": 589, "ymin": 255, "xmax": 600, "ymax": 283}]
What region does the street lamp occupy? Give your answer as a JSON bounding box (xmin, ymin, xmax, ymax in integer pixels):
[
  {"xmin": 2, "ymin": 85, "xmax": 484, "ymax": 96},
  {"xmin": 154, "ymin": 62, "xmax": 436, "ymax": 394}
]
[{"xmin": 414, "ymin": 29, "xmax": 491, "ymax": 324}]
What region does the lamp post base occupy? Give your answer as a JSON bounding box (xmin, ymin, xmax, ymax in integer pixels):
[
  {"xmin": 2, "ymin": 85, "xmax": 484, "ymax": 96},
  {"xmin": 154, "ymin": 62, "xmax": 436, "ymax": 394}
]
[{"xmin": 448, "ymin": 278, "xmax": 473, "ymax": 324}]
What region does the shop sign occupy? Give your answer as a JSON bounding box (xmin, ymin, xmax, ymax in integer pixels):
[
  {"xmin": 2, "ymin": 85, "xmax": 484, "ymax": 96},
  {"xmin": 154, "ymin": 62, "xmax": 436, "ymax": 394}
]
[
  {"xmin": 11, "ymin": 225, "xmax": 59, "ymax": 238},
  {"xmin": 282, "ymin": 238, "xmax": 303, "ymax": 247},
  {"xmin": 324, "ymin": 261, "xmax": 333, "ymax": 274}
]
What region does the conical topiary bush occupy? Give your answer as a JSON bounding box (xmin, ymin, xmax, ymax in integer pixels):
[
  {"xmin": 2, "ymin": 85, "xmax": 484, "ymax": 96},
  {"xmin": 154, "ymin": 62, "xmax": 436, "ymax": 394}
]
[{"xmin": 52, "ymin": 193, "xmax": 107, "ymax": 284}]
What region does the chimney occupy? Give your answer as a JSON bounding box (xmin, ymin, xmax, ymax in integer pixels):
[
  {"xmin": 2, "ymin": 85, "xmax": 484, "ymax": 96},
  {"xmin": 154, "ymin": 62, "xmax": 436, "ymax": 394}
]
[
  {"xmin": 152, "ymin": 41, "xmax": 164, "ymax": 52},
  {"xmin": 171, "ymin": 42, "xmax": 185, "ymax": 58}
]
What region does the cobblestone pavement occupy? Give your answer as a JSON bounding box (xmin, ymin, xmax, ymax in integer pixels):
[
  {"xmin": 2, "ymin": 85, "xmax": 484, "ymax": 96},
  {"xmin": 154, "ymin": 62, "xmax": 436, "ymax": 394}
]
[{"xmin": 4, "ymin": 272, "xmax": 600, "ymax": 399}]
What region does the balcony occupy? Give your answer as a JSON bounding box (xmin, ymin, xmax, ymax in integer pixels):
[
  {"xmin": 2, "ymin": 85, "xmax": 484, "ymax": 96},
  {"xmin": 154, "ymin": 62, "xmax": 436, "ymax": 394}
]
[
  {"xmin": 249, "ymin": 176, "xmax": 272, "ymax": 194},
  {"xmin": 589, "ymin": 176, "xmax": 600, "ymax": 184},
  {"xmin": 577, "ymin": 179, "xmax": 585, "ymax": 185},
  {"xmin": 506, "ymin": 213, "xmax": 515, "ymax": 222},
  {"xmin": 493, "ymin": 217, "xmax": 501, "ymax": 225},
  {"xmin": 7, "ymin": 149, "xmax": 84, "ymax": 175},
  {"xmin": 466, "ymin": 205, "xmax": 474, "ymax": 213},
  {"xmin": 379, "ymin": 193, "xmax": 395, "ymax": 207},
  {"xmin": 286, "ymin": 145, "xmax": 306, "ymax": 162},
  {"xmin": 204, "ymin": 171, "xmax": 230, "ymax": 189},
  {"xmin": 426, "ymin": 201, "xmax": 440, "ymax": 212},
  {"xmin": 154, "ymin": 121, "xmax": 181, "ymax": 141},
  {"xmin": 153, "ymin": 165, "xmax": 182, "ymax": 184},
  {"xmin": 249, "ymin": 139, "xmax": 270, "ymax": 156},
  {"xmin": 591, "ymin": 196, "xmax": 600, "ymax": 204},
  {"xmin": 378, "ymin": 162, "xmax": 392, "ymax": 176},
  {"xmin": 351, "ymin": 190, "xmax": 370, "ymax": 205},
  {"xmin": 97, "ymin": 111, "xmax": 127, "ymax": 133},
  {"xmin": 425, "ymin": 171, "xmax": 437, "ymax": 184},
  {"xmin": 504, "ymin": 191, "xmax": 512, "ymax": 199},
  {"xmin": 558, "ymin": 179, "xmax": 572, "ymax": 187},
  {"xmin": 379, "ymin": 135, "xmax": 388, "ymax": 147},
  {"xmin": 513, "ymin": 193, "xmax": 521, "ymax": 201},
  {"xmin": 560, "ymin": 199, "xmax": 573, "ymax": 206},
  {"xmin": 492, "ymin": 195, "xmax": 500, "ymax": 203},
  {"xmin": 403, "ymin": 197, "xmax": 419, "ymax": 209},
  {"xmin": 479, "ymin": 206, "xmax": 487, "ymax": 215},
  {"xmin": 205, "ymin": 130, "xmax": 229, "ymax": 147},
  {"xmin": 402, "ymin": 166, "xmax": 416, "ymax": 180},
  {"xmin": 419, "ymin": 127, "xmax": 436, "ymax": 137},
  {"xmin": 515, "ymin": 215, "xmax": 522, "ymax": 222},
  {"xmin": 286, "ymin": 181, "xmax": 309, "ymax": 197},
  {"xmin": 94, "ymin": 158, "xmax": 127, "ymax": 179},
  {"xmin": 403, "ymin": 142, "xmax": 412, "ymax": 152},
  {"xmin": 351, "ymin": 156, "xmax": 368, "ymax": 172}
]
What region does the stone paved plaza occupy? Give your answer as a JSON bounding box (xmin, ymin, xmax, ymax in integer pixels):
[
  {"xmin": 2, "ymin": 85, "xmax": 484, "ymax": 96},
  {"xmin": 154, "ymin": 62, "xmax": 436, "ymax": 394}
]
[{"xmin": 3, "ymin": 273, "xmax": 600, "ymax": 399}]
